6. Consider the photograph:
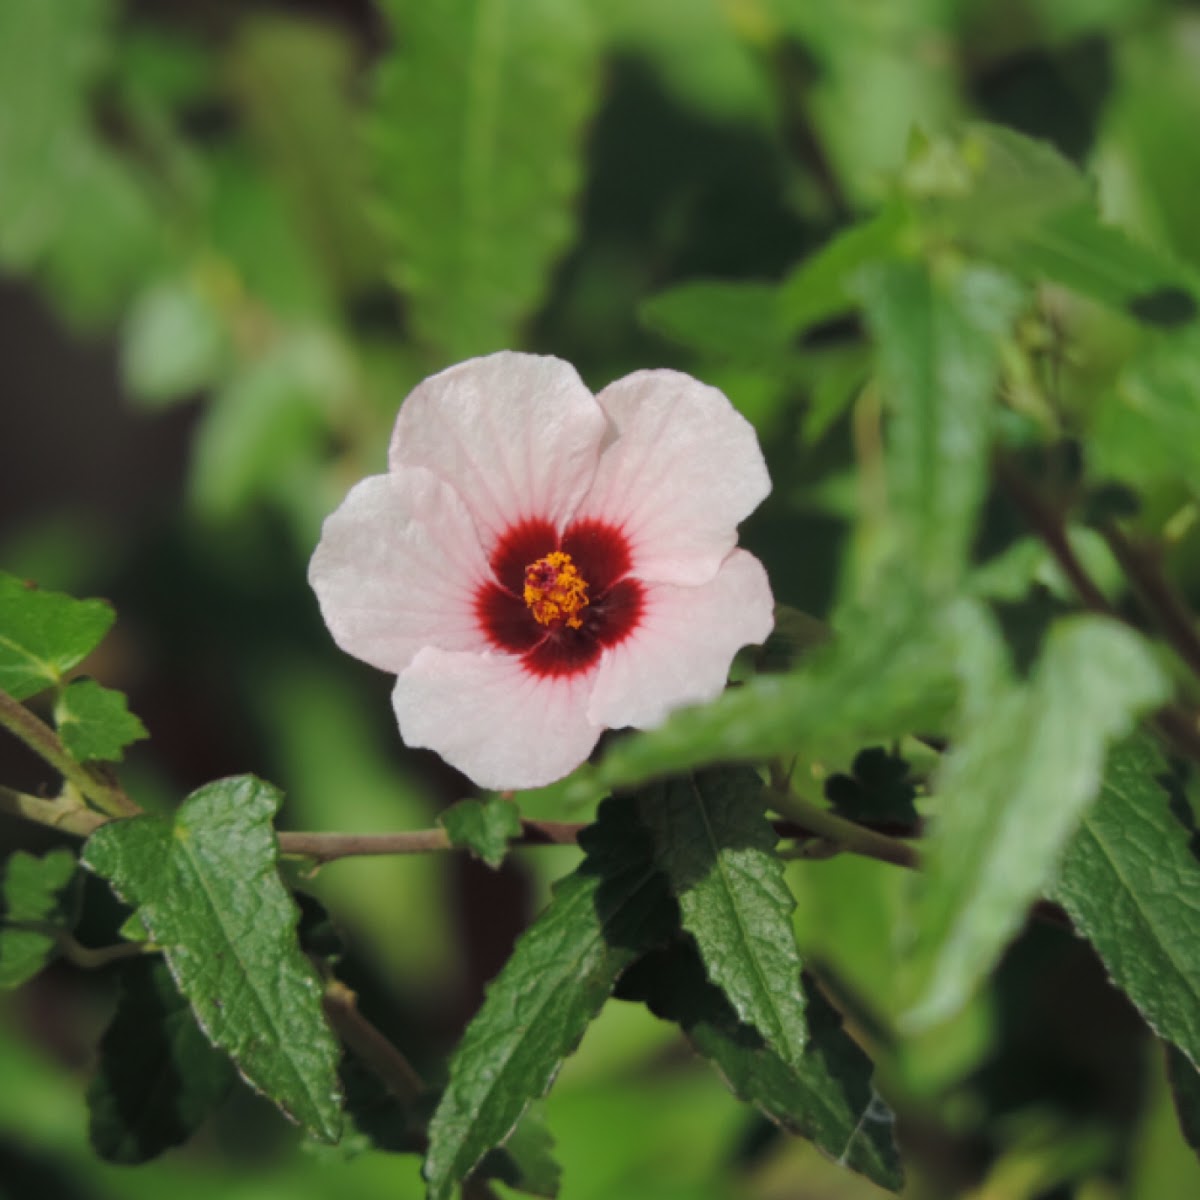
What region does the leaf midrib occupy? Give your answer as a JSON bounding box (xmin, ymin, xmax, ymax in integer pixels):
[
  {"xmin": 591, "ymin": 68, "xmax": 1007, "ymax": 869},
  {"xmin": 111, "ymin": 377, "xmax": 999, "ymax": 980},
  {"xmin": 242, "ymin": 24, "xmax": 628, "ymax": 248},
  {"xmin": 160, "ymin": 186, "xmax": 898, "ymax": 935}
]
[
  {"xmin": 165, "ymin": 813, "xmax": 334, "ymax": 1135},
  {"xmin": 435, "ymin": 862, "xmax": 660, "ymax": 1187},
  {"xmin": 1071, "ymin": 796, "xmax": 1200, "ymax": 1027},
  {"xmin": 686, "ymin": 775, "xmax": 804, "ymax": 1066}
]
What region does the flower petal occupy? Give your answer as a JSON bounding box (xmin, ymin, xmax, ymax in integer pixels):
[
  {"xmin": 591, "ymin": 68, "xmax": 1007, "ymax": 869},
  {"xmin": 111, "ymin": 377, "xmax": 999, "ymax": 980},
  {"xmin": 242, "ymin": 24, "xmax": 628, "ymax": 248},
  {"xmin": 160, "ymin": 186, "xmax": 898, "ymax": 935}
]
[
  {"xmin": 309, "ymin": 470, "xmax": 491, "ymax": 674},
  {"xmin": 587, "ymin": 549, "xmax": 774, "ymax": 730},
  {"xmin": 393, "ymin": 649, "xmax": 601, "ymax": 789},
  {"xmin": 389, "ymin": 352, "xmax": 608, "ymax": 550},
  {"xmin": 574, "ymin": 370, "xmax": 771, "ymax": 585}
]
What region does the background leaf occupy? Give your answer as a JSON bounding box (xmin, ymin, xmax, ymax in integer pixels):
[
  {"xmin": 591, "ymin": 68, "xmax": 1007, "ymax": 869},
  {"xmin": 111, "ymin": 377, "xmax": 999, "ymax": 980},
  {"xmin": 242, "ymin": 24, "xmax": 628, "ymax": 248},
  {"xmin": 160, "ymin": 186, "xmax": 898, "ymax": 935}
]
[
  {"xmin": 855, "ymin": 258, "xmax": 1026, "ymax": 593},
  {"xmin": 82, "ymin": 775, "xmax": 344, "ymax": 1143},
  {"xmin": 639, "ymin": 769, "xmax": 807, "ymax": 1070},
  {"xmin": 902, "ymin": 616, "xmax": 1169, "ymax": 1032},
  {"xmin": 87, "ymin": 956, "xmax": 237, "ymax": 1164},
  {"xmin": 1051, "ymin": 736, "xmax": 1200, "ymax": 1069},
  {"xmin": 0, "ymin": 572, "xmax": 114, "ymax": 701},
  {"xmin": 55, "ymin": 678, "xmax": 148, "ymax": 763},
  {"xmin": 423, "ymin": 797, "xmax": 675, "ymax": 1200},
  {"xmin": 549, "ymin": 591, "xmax": 965, "ymax": 808},
  {"xmin": 372, "ymin": 0, "xmax": 599, "ymax": 358},
  {"xmin": 0, "ymin": 848, "xmax": 79, "ymax": 990}
]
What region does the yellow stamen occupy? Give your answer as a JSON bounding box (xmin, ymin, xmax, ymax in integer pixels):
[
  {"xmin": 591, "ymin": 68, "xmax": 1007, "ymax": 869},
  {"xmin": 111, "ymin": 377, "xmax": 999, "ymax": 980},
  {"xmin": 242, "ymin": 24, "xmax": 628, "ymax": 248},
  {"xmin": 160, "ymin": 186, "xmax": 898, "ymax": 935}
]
[{"xmin": 524, "ymin": 551, "xmax": 589, "ymax": 630}]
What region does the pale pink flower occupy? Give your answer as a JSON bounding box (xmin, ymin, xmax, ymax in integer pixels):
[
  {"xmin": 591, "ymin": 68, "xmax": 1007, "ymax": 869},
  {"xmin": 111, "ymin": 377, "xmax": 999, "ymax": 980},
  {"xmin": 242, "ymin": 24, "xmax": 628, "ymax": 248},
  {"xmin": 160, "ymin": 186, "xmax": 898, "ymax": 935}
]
[{"xmin": 309, "ymin": 352, "xmax": 774, "ymax": 789}]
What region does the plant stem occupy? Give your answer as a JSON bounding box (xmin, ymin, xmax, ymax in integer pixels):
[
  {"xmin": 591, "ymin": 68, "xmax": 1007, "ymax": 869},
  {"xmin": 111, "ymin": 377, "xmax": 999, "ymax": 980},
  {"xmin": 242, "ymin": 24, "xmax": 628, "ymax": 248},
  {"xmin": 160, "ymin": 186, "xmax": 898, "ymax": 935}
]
[
  {"xmin": 9, "ymin": 921, "xmax": 154, "ymax": 969},
  {"xmin": 0, "ymin": 690, "xmax": 139, "ymax": 817},
  {"xmin": 0, "ymin": 784, "xmax": 107, "ymax": 836},
  {"xmin": 322, "ymin": 977, "xmax": 425, "ymax": 1103},
  {"xmin": 994, "ymin": 460, "xmax": 1108, "ymax": 611},
  {"xmin": 770, "ymin": 790, "xmax": 920, "ymax": 870},
  {"xmin": 278, "ymin": 819, "xmax": 582, "ymax": 864},
  {"xmin": 996, "ymin": 459, "xmax": 1200, "ymax": 764},
  {"xmin": 1102, "ymin": 523, "xmax": 1200, "ymax": 683}
]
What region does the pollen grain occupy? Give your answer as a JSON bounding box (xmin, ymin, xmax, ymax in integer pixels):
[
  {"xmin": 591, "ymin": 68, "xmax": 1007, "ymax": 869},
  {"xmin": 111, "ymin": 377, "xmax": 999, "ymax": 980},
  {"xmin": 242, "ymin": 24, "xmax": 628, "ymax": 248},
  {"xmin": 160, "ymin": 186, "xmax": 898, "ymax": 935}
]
[{"xmin": 523, "ymin": 551, "xmax": 589, "ymax": 629}]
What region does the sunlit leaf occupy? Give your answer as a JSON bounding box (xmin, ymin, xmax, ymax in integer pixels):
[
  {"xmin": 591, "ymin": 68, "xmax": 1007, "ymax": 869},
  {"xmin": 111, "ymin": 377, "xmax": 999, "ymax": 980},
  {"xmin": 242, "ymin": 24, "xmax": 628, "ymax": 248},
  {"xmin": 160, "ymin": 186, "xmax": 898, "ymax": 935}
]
[
  {"xmin": 0, "ymin": 572, "xmax": 114, "ymax": 701},
  {"xmin": 551, "ymin": 591, "xmax": 966, "ymax": 807},
  {"xmin": 902, "ymin": 617, "xmax": 1168, "ymax": 1032},
  {"xmin": 372, "ymin": 0, "xmax": 599, "ymax": 358},
  {"xmin": 855, "ymin": 258, "xmax": 1025, "ymax": 593},
  {"xmin": 121, "ymin": 278, "xmax": 228, "ymax": 408},
  {"xmin": 55, "ymin": 678, "xmax": 148, "ymax": 764}
]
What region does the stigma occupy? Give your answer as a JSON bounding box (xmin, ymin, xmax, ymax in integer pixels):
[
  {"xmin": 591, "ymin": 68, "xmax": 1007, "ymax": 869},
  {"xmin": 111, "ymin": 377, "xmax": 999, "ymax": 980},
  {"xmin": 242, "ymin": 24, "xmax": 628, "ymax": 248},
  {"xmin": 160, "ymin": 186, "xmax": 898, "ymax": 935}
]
[{"xmin": 523, "ymin": 551, "xmax": 589, "ymax": 629}]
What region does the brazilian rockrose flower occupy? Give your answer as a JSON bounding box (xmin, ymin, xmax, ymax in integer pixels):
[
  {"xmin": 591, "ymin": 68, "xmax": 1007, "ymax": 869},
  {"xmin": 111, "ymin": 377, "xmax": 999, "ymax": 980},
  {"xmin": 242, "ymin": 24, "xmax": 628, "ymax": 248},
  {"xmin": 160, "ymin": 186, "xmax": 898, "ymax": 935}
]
[{"xmin": 309, "ymin": 352, "xmax": 774, "ymax": 789}]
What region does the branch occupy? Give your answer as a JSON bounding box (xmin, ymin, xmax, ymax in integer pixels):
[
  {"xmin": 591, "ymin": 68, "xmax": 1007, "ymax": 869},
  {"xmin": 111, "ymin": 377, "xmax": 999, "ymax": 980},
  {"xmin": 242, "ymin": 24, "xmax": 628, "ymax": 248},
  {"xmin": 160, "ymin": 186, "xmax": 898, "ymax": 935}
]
[
  {"xmin": 7, "ymin": 921, "xmax": 154, "ymax": 969},
  {"xmin": 996, "ymin": 459, "xmax": 1200, "ymax": 765},
  {"xmin": 1102, "ymin": 522, "xmax": 1200, "ymax": 683},
  {"xmin": 994, "ymin": 459, "xmax": 1109, "ymax": 611},
  {"xmin": 0, "ymin": 785, "xmax": 108, "ymax": 836},
  {"xmin": 0, "ymin": 689, "xmax": 138, "ymax": 818},
  {"xmin": 278, "ymin": 819, "xmax": 582, "ymax": 864},
  {"xmin": 770, "ymin": 791, "xmax": 920, "ymax": 870},
  {"xmin": 322, "ymin": 978, "xmax": 424, "ymax": 1104}
]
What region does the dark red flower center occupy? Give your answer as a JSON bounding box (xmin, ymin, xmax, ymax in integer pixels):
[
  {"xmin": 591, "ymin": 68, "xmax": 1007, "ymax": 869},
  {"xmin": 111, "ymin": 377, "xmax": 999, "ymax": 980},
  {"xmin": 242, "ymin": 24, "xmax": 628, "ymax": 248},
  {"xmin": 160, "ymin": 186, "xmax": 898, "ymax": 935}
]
[{"xmin": 475, "ymin": 517, "xmax": 643, "ymax": 678}]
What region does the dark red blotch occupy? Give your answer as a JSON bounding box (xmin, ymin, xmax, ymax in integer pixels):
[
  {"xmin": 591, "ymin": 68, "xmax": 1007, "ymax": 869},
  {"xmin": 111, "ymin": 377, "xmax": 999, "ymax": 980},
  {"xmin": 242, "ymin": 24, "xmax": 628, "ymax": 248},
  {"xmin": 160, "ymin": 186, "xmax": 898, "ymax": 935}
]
[{"xmin": 475, "ymin": 517, "xmax": 642, "ymax": 677}]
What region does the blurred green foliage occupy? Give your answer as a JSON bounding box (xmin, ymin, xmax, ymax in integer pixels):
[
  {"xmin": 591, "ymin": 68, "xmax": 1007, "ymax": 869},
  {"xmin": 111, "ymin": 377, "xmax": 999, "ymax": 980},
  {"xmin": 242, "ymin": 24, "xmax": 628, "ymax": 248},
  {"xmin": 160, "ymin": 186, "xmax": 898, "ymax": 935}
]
[{"xmin": 5, "ymin": 0, "xmax": 1200, "ymax": 1198}]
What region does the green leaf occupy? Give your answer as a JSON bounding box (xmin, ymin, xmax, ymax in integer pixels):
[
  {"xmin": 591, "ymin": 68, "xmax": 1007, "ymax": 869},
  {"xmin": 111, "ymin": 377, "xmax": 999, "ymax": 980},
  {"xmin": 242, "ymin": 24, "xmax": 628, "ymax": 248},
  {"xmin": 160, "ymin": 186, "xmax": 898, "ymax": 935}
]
[
  {"xmin": 0, "ymin": 0, "xmax": 166, "ymax": 326},
  {"xmin": 189, "ymin": 334, "xmax": 340, "ymax": 520},
  {"xmin": 422, "ymin": 796, "xmax": 676, "ymax": 1200},
  {"xmin": 55, "ymin": 678, "xmax": 148, "ymax": 763},
  {"xmin": 227, "ymin": 15, "xmax": 380, "ymax": 296},
  {"xmin": 439, "ymin": 795, "xmax": 522, "ymax": 870},
  {"xmin": 551, "ymin": 590, "xmax": 965, "ymax": 806},
  {"xmin": 0, "ymin": 572, "xmax": 114, "ymax": 701},
  {"xmin": 902, "ymin": 616, "xmax": 1169, "ymax": 1032},
  {"xmin": 82, "ymin": 776, "xmax": 344, "ymax": 1142},
  {"xmin": 752, "ymin": 605, "xmax": 832, "ymax": 675},
  {"xmin": 902, "ymin": 124, "xmax": 1195, "ymax": 326},
  {"xmin": 120, "ymin": 278, "xmax": 228, "ymax": 407},
  {"xmin": 1091, "ymin": 330, "xmax": 1200, "ymax": 492},
  {"xmin": 372, "ymin": 0, "xmax": 599, "ymax": 358},
  {"xmin": 87, "ymin": 956, "xmax": 237, "ymax": 1164},
  {"xmin": 618, "ymin": 941, "xmax": 903, "ymax": 1192},
  {"xmin": 1167, "ymin": 1042, "xmax": 1200, "ymax": 1158},
  {"xmin": 639, "ymin": 281, "xmax": 791, "ymax": 362},
  {"xmin": 777, "ymin": 204, "xmax": 907, "ymax": 334},
  {"xmin": 475, "ymin": 1104, "xmax": 561, "ymax": 1198},
  {"xmin": 1011, "ymin": 205, "xmax": 1197, "ymax": 324},
  {"xmin": 907, "ymin": 124, "xmax": 1089, "ymax": 248},
  {"xmin": 639, "ymin": 769, "xmax": 807, "ymax": 1070},
  {"xmin": 855, "ymin": 259, "xmax": 1026, "ymax": 593},
  {"xmin": 0, "ymin": 849, "xmax": 79, "ymax": 989},
  {"xmin": 1051, "ymin": 736, "xmax": 1200, "ymax": 1069},
  {"xmin": 0, "ymin": 0, "xmax": 112, "ymax": 270},
  {"xmin": 588, "ymin": 0, "xmax": 773, "ymax": 127}
]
